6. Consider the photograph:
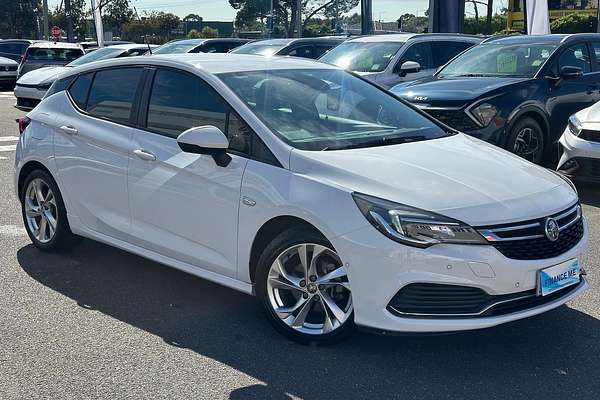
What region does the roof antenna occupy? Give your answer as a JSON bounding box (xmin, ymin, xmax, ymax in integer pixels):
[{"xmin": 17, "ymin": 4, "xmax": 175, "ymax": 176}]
[{"xmin": 145, "ymin": 35, "xmax": 152, "ymax": 55}]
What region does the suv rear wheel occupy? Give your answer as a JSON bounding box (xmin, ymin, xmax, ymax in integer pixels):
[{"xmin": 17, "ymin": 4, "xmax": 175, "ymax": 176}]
[{"xmin": 507, "ymin": 117, "xmax": 545, "ymax": 164}]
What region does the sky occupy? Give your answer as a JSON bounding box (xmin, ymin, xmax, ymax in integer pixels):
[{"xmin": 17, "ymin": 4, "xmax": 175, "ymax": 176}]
[{"xmin": 47, "ymin": 0, "xmax": 508, "ymax": 22}]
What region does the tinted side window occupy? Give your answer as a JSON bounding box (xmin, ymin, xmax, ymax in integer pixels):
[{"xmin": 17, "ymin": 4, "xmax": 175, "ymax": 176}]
[
  {"xmin": 287, "ymin": 45, "xmax": 315, "ymax": 59},
  {"xmin": 227, "ymin": 112, "xmax": 279, "ymax": 165},
  {"xmin": 68, "ymin": 73, "xmax": 94, "ymax": 109},
  {"xmin": 397, "ymin": 42, "xmax": 434, "ymax": 71},
  {"xmin": 590, "ymin": 42, "xmax": 600, "ymax": 71},
  {"xmin": 559, "ymin": 43, "xmax": 591, "ymax": 73},
  {"xmin": 87, "ymin": 68, "xmax": 143, "ymax": 124},
  {"xmin": 313, "ymin": 45, "xmax": 334, "ymax": 59},
  {"xmin": 45, "ymin": 75, "xmax": 76, "ymax": 98},
  {"xmin": 432, "ymin": 41, "xmax": 473, "ymax": 67},
  {"xmin": 146, "ymin": 69, "xmax": 227, "ymax": 138}
]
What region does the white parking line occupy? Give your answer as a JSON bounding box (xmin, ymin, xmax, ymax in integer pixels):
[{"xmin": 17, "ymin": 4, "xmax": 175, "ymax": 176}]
[
  {"xmin": 0, "ymin": 136, "xmax": 19, "ymax": 142},
  {"xmin": 0, "ymin": 144, "xmax": 16, "ymax": 152},
  {"xmin": 0, "ymin": 92, "xmax": 14, "ymax": 99}
]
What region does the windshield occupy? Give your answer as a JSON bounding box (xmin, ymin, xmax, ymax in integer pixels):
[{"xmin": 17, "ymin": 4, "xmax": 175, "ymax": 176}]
[
  {"xmin": 320, "ymin": 42, "xmax": 404, "ymax": 73},
  {"xmin": 153, "ymin": 41, "xmax": 200, "ymax": 54},
  {"xmin": 231, "ymin": 41, "xmax": 289, "ymax": 57},
  {"xmin": 67, "ymin": 47, "xmax": 126, "ymax": 66},
  {"xmin": 26, "ymin": 47, "xmax": 84, "ymax": 62},
  {"xmin": 438, "ymin": 43, "xmax": 557, "ymax": 78},
  {"xmin": 218, "ymin": 69, "xmax": 449, "ymax": 151}
]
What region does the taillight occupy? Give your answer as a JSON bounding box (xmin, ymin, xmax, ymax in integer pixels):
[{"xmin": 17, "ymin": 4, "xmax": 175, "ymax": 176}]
[{"xmin": 16, "ymin": 117, "xmax": 31, "ymax": 135}]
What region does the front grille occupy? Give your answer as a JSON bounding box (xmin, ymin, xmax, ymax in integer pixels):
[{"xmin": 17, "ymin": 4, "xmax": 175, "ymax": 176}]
[
  {"xmin": 579, "ymin": 129, "xmax": 600, "ymax": 143},
  {"xmin": 16, "ymin": 97, "xmax": 40, "ymax": 109},
  {"xmin": 477, "ymin": 203, "xmax": 584, "ymax": 260},
  {"xmin": 423, "ymin": 109, "xmax": 480, "ymax": 132},
  {"xmin": 387, "ymin": 280, "xmax": 583, "ymax": 318},
  {"xmin": 0, "ymin": 65, "xmax": 17, "ymax": 72}
]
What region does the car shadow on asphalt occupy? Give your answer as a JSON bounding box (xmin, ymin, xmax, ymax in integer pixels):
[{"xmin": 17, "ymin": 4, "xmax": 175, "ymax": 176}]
[{"xmin": 16, "ymin": 239, "xmax": 600, "ymax": 400}]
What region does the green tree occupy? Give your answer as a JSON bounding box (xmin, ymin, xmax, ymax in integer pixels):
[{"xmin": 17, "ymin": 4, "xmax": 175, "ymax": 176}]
[
  {"xmin": 183, "ymin": 14, "xmax": 202, "ymax": 22},
  {"xmin": 102, "ymin": 0, "xmax": 134, "ymax": 35},
  {"xmin": 0, "ymin": 0, "xmax": 36, "ymax": 38},
  {"xmin": 49, "ymin": 0, "xmax": 88, "ymax": 40},
  {"xmin": 551, "ymin": 13, "xmax": 597, "ymax": 33},
  {"xmin": 187, "ymin": 28, "xmax": 201, "ymax": 38},
  {"xmin": 121, "ymin": 11, "xmax": 180, "ymax": 43},
  {"xmin": 201, "ymin": 26, "xmax": 219, "ymax": 38},
  {"xmin": 398, "ymin": 13, "xmax": 428, "ymax": 33}
]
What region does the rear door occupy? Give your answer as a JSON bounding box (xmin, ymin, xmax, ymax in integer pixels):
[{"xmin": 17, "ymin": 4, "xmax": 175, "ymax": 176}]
[
  {"xmin": 54, "ymin": 67, "xmax": 144, "ymax": 239},
  {"xmin": 127, "ymin": 67, "xmax": 249, "ymax": 277}
]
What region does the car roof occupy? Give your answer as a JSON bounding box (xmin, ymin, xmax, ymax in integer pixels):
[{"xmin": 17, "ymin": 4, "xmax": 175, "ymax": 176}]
[
  {"xmin": 0, "ymin": 39, "xmax": 36, "ymax": 44},
  {"xmin": 483, "ymin": 33, "xmax": 600, "ymax": 45},
  {"xmin": 166, "ymin": 38, "xmax": 250, "ymax": 45},
  {"xmin": 248, "ymin": 37, "xmax": 345, "ymax": 46},
  {"xmin": 348, "ymin": 33, "xmax": 482, "ymax": 43},
  {"xmin": 105, "ymin": 43, "xmax": 157, "ymax": 50},
  {"xmin": 66, "ymin": 53, "xmax": 339, "ymax": 76},
  {"xmin": 28, "ymin": 41, "xmax": 83, "ymax": 49}
]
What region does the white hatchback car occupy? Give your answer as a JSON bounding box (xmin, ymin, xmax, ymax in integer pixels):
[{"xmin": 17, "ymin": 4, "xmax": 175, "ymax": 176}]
[
  {"xmin": 15, "ymin": 54, "xmax": 588, "ymax": 344},
  {"xmin": 558, "ymin": 104, "xmax": 600, "ymax": 183}
]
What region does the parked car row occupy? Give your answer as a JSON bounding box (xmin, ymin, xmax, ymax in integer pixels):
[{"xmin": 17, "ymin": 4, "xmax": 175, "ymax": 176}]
[{"xmin": 15, "ymin": 53, "xmax": 588, "ymax": 344}]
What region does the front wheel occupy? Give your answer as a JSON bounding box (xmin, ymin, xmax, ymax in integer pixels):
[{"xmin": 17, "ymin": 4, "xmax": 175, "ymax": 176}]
[
  {"xmin": 506, "ymin": 117, "xmax": 545, "ymax": 164},
  {"xmin": 255, "ymin": 228, "xmax": 355, "ymax": 344}
]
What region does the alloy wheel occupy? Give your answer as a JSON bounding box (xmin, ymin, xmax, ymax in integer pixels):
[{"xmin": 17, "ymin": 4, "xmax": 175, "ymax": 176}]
[
  {"xmin": 513, "ymin": 127, "xmax": 542, "ymax": 162},
  {"xmin": 266, "ymin": 243, "xmax": 352, "ymax": 336},
  {"xmin": 24, "ymin": 178, "xmax": 58, "ymax": 244}
]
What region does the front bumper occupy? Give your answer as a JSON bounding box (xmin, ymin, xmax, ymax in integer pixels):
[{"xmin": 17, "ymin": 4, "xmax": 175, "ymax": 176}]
[
  {"xmin": 558, "ymin": 127, "xmax": 600, "ymax": 182},
  {"xmin": 332, "ymin": 219, "xmax": 588, "ymax": 333}
]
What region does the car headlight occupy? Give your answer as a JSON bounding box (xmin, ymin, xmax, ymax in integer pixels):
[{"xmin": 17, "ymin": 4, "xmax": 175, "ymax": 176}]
[
  {"xmin": 568, "ymin": 115, "xmax": 582, "ymax": 136},
  {"xmin": 470, "ymin": 103, "xmax": 498, "ymax": 127},
  {"xmin": 37, "ymin": 81, "xmax": 53, "ymax": 91},
  {"xmin": 352, "ymin": 193, "xmax": 488, "ymax": 248}
]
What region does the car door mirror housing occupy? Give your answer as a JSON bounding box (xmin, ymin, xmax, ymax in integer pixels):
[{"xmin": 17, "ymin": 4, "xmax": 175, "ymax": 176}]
[
  {"xmin": 177, "ymin": 125, "xmax": 231, "ymax": 167},
  {"xmin": 399, "ymin": 61, "xmax": 421, "ymax": 77},
  {"xmin": 560, "ymin": 66, "xmax": 583, "ymax": 80}
]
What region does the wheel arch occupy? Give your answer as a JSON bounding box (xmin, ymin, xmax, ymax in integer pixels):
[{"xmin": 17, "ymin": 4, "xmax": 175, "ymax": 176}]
[
  {"xmin": 248, "ymin": 215, "xmax": 329, "ymax": 284},
  {"xmin": 17, "ymin": 160, "xmax": 52, "ymax": 201},
  {"xmin": 504, "ymin": 105, "xmax": 550, "ymax": 148}
]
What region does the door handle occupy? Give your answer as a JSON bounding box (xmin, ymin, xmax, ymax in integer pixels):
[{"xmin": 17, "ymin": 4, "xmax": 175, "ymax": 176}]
[
  {"xmin": 133, "ymin": 149, "xmax": 156, "ymax": 161},
  {"xmin": 59, "ymin": 125, "xmax": 78, "ymax": 135}
]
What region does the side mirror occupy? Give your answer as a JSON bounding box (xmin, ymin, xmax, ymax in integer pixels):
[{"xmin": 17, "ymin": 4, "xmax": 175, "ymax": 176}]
[
  {"xmin": 560, "ymin": 66, "xmax": 583, "ymax": 80},
  {"xmin": 177, "ymin": 125, "xmax": 231, "ymax": 167},
  {"xmin": 399, "ymin": 61, "xmax": 421, "ymax": 77}
]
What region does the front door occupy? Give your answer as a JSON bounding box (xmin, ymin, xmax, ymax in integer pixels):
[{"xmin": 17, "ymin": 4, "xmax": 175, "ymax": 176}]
[
  {"xmin": 127, "ymin": 68, "xmax": 247, "ymax": 277},
  {"xmin": 547, "ymin": 42, "xmax": 600, "ymax": 143}
]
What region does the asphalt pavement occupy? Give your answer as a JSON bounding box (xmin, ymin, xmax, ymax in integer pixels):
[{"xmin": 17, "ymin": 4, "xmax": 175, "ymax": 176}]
[{"xmin": 0, "ymin": 88, "xmax": 599, "ymax": 400}]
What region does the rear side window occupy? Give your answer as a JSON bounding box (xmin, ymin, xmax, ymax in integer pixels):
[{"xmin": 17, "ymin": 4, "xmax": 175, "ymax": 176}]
[
  {"xmin": 68, "ymin": 73, "xmax": 94, "ymax": 109},
  {"xmin": 45, "ymin": 75, "xmax": 76, "ymax": 99},
  {"xmin": 558, "ymin": 43, "xmax": 591, "ymax": 73},
  {"xmin": 287, "ymin": 45, "xmax": 316, "ymax": 59},
  {"xmin": 432, "ymin": 41, "xmax": 474, "ymax": 67},
  {"xmin": 146, "ymin": 69, "xmax": 227, "ymax": 137},
  {"xmin": 86, "ymin": 68, "xmax": 144, "ymax": 124},
  {"xmin": 397, "ymin": 42, "xmax": 434, "ymax": 71},
  {"xmin": 590, "ymin": 42, "xmax": 600, "ymax": 70}
]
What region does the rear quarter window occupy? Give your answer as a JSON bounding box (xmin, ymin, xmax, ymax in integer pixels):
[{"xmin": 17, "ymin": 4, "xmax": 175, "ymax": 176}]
[
  {"xmin": 86, "ymin": 68, "xmax": 144, "ymax": 124},
  {"xmin": 68, "ymin": 73, "xmax": 94, "ymax": 109}
]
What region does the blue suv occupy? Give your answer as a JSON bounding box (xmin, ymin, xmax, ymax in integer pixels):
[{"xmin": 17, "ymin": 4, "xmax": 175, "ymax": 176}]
[{"xmin": 392, "ymin": 34, "xmax": 600, "ymax": 164}]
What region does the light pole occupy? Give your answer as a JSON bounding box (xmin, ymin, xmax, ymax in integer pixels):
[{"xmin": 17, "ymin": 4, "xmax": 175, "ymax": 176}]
[
  {"xmin": 64, "ymin": 0, "xmax": 74, "ymax": 42},
  {"xmin": 361, "ymin": 0, "xmax": 373, "ymax": 35}
]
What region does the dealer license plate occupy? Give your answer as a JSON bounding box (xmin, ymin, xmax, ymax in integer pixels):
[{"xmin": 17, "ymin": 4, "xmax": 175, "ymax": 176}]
[{"xmin": 538, "ymin": 258, "xmax": 580, "ymax": 297}]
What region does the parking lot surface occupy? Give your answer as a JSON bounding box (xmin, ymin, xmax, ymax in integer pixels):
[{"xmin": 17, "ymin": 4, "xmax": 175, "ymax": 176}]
[{"xmin": 1, "ymin": 88, "xmax": 599, "ymax": 400}]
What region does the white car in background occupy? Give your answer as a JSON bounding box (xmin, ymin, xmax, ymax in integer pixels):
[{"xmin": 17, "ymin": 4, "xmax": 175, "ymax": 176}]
[
  {"xmin": 0, "ymin": 56, "xmax": 18, "ymax": 88},
  {"xmin": 558, "ymin": 104, "xmax": 600, "ymax": 183},
  {"xmin": 14, "ymin": 43, "xmax": 156, "ymax": 109},
  {"xmin": 319, "ymin": 33, "xmax": 482, "ymax": 88},
  {"xmin": 15, "ymin": 54, "xmax": 588, "ymax": 344}
]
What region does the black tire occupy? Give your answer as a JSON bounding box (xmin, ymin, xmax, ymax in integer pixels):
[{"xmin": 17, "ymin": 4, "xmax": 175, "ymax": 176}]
[
  {"xmin": 20, "ymin": 169, "xmax": 80, "ymax": 252},
  {"xmin": 255, "ymin": 227, "xmax": 355, "ymax": 345},
  {"xmin": 506, "ymin": 117, "xmax": 545, "ymax": 164}
]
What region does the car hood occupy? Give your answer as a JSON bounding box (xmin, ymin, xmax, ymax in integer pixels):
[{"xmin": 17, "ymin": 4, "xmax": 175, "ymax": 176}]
[
  {"xmin": 391, "ymin": 76, "xmax": 531, "ymax": 108},
  {"xmin": 0, "ymin": 56, "xmax": 18, "ymax": 66},
  {"xmin": 289, "ymin": 134, "xmax": 576, "ymax": 226},
  {"xmin": 17, "ymin": 66, "xmax": 70, "ymax": 85}
]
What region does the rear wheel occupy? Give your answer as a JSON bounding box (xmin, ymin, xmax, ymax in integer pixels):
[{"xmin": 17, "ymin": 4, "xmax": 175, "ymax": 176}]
[
  {"xmin": 256, "ymin": 228, "xmax": 355, "ymax": 344},
  {"xmin": 21, "ymin": 169, "xmax": 79, "ymax": 252},
  {"xmin": 506, "ymin": 117, "xmax": 545, "ymax": 164}
]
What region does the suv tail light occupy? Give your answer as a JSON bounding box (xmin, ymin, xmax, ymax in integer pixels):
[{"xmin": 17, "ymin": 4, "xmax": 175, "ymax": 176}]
[{"xmin": 16, "ymin": 116, "xmax": 31, "ymax": 134}]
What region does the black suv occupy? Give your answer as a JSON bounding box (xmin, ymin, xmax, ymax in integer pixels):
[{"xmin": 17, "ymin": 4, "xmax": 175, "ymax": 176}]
[{"xmin": 392, "ymin": 34, "xmax": 600, "ymax": 164}]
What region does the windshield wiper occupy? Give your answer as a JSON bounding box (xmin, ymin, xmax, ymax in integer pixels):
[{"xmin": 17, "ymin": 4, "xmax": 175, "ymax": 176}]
[{"xmin": 323, "ymin": 135, "xmax": 428, "ymax": 151}]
